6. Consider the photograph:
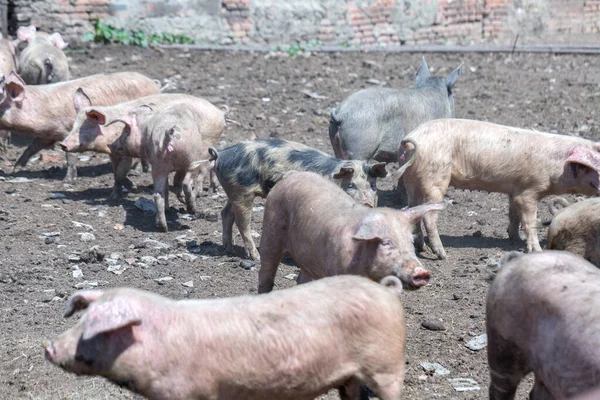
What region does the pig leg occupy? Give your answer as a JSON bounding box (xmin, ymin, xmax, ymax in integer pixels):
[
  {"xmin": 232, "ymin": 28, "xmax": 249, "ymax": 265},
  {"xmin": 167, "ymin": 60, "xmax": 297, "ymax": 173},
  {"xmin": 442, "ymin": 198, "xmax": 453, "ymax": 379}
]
[
  {"xmin": 182, "ymin": 172, "xmax": 198, "ymax": 215},
  {"xmin": 296, "ymin": 270, "xmax": 313, "ymax": 285},
  {"xmin": 514, "ymin": 194, "xmax": 542, "ymax": 252},
  {"xmin": 209, "ymin": 169, "xmax": 219, "ymax": 193},
  {"xmin": 339, "ymin": 378, "xmax": 368, "ymax": 400},
  {"xmin": 173, "ymin": 171, "xmax": 186, "ymax": 204},
  {"xmin": 258, "ymin": 211, "xmax": 287, "ymax": 293},
  {"xmin": 529, "ymin": 379, "xmax": 552, "ymax": 400},
  {"xmin": 487, "ymin": 329, "xmax": 528, "ymax": 400},
  {"xmin": 13, "ymin": 137, "xmax": 54, "ymax": 170},
  {"xmin": 221, "ymin": 200, "xmax": 236, "ymax": 253},
  {"xmin": 109, "ymin": 155, "xmax": 135, "ymax": 201},
  {"xmin": 423, "ymin": 205, "xmax": 446, "ymax": 259},
  {"xmin": 406, "ymin": 187, "xmax": 427, "ymax": 253},
  {"xmin": 0, "ymin": 130, "xmax": 10, "ymax": 153},
  {"xmin": 152, "ymin": 173, "xmax": 169, "ymax": 232},
  {"xmin": 370, "ymin": 378, "xmax": 404, "ymax": 400},
  {"xmin": 507, "ymin": 195, "xmax": 521, "ymax": 241},
  {"xmin": 232, "ymin": 196, "xmax": 260, "ymax": 260},
  {"xmin": 141, "ymin": 157, "xmax": 150, "ymax": 173},
  {"xmin": 64, "ymin": 152, "xmax": 78, "ymax": 181}
]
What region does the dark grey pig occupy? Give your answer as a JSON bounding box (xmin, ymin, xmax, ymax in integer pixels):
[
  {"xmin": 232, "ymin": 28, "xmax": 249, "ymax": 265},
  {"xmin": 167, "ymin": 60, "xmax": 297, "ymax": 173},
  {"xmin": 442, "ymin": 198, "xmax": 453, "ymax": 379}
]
[{"xmin": 329, "ymin": 57, "xmax": 462, "ymax": 162}]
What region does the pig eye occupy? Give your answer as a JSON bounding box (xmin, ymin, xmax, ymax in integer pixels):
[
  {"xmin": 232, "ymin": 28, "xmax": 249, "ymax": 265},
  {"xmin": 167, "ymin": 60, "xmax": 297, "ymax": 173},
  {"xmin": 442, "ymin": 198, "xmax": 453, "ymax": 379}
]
[
  {"xmin": 381, "ymin": 239, "xmax": 392, "ymax": 247},
  {"xmin": 347, "ymin": 182, "xmax": 356, "ymax": 189}
]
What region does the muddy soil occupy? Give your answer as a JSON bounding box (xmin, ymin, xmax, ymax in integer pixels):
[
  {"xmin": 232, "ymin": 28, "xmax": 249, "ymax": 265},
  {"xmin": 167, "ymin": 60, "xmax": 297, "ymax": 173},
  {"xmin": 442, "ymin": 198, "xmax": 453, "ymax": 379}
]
[{"xmin": 0, "ymin": 45, "xmax": 599, "ymax": 400}]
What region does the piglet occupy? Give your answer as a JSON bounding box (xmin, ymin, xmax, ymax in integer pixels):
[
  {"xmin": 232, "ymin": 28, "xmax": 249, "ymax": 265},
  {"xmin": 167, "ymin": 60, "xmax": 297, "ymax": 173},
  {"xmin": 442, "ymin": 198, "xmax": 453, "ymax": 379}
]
[
  {"xmin": 45, "ymin": 275, "xmax": 406, "ymax": 400},
  {"xmin": 16, "ymin": 25, "xmax": 70, "ymax": 84},
  {"xmin": 400, "ymin": 118, "xmax": 600, "ymax": 259},
  {"xmin": 487, "ymin": 250, "xmax": 600, "ymax": 399},
  {"xmin": 545, "ymin": 197, "xmax": 600, "ymax": 267},
  {"xmin": 108, "ymin": 101, "xmax": 226, "ymax": 231},
  {"xmin": 258, "ymin": 170, "xmax": 447, "ymax": 292}
]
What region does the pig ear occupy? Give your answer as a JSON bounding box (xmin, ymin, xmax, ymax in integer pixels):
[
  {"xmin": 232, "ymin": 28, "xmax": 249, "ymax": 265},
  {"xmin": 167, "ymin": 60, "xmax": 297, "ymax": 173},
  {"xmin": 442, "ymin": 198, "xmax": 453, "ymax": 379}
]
[
  {"xmin": 353, "ymin": 214, "xmax": 387, "ymax": 242},
  {"xmin": 64, "ymin": 290, "xmax": 105, "ymax": 318},
  {"xmin": 332, "ymin": 165, "xmax": 355, "ymax": 179},
  {"xmin": 82, "ymin": 298, "xmax": 142, "ymax": 340},
  {"xmin": 48, "ymin": 33, "xmax": 68, "ymax": 50},
  {"xmin": 415, "ymin": 56, "xmax": 430, "ymax": 86},
  {"xmin": 446, "ymin": 62, "xmax": 464, "ymax": 90},
  {"xmin": 5, "ymin": 72, "xmax": 25, "ymax": 102},
  {"xmin": 368, "ymin": 162, "xmax": 387, "ymax": 178},
  {"xmin": 566, "ymin": 145, "xmax": 600, "ymax": 175},
  {"xmin": 399, "ymin": 200, "xmax": 450, "ymax": 225},
  {"xmin": 73, "ymin": 88, "xmax": 92, "ymax": 113},
  {"xmin": 85, "ymin": 109, "xmax": 106, "ymax": 125},
  {"xmin": 16, "ymin": 25, "xmax": 36, "ymax": 43}
]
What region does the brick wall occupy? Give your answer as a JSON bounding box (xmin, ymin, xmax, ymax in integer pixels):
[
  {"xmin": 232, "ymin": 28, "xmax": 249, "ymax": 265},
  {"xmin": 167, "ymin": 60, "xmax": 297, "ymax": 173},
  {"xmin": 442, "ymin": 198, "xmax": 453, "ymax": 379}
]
[{"xmin": 4, "ymin": 0, "xmax": 600, "ymax": 46}]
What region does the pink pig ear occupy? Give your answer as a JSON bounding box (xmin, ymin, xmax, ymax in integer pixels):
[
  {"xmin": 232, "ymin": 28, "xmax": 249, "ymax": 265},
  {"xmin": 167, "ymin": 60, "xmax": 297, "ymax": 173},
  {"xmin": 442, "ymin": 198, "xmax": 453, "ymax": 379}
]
[
  {"xmin": 399, "ymin": 200, "xmax": 450, "ymax": 225},
  {"xmin": 73, "ymin": 88, "xmax": 92, "ymax": 113},
  {"xmin": 566, "ymin": 145, "xmax": 600, "ymax": 172},
  {"xmin": 48, "ymin": 33, "xmax": 68, "ymax": 50},
  {"xmin": 5, "ymin": 72, "xmax": 26, "ymax": 102},
  {"xmin": 16, "ymin": 25, "xmax": 36, "ymax": 43},
  {"xmin": 86, "ymin": 109, "xmax": 106, "ymax": 125},
  {"xmin": 353, "ymin": 214, "xmax": 388, "ymax": 242},
  {"xmin": 82, "ymin": 297, "xmax": 141, "ymax": 340},
  {"xmin": 64, "ymin": 290, "xmax": 105, "ymax": 318}
]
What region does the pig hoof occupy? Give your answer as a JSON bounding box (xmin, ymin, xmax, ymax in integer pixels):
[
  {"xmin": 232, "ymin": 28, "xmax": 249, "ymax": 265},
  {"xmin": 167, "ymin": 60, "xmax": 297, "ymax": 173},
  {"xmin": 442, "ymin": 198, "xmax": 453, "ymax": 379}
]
[{"xmin": 157, "ymin": 224, "xmax": 168, "ymax": 233}]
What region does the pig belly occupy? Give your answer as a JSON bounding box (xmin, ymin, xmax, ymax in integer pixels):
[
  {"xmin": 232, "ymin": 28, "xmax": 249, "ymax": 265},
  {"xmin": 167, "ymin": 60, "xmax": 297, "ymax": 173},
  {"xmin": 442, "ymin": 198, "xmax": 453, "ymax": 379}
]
[{"xmin": 449, "ymin": 174, "xmax": 516, "ymax": 195}]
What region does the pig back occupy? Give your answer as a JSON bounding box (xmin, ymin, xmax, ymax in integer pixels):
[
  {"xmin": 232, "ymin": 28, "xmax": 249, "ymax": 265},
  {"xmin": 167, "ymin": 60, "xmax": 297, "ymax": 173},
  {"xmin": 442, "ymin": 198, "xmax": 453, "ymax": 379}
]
[{"xmin": 0, "ymin": 39, "xmax": 16, "ymax": 77}]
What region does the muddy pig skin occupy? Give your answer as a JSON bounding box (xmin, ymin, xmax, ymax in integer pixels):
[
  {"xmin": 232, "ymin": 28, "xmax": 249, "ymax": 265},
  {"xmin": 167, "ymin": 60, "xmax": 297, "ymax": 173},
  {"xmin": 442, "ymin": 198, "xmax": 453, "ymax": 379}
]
[
  {"xmin": 487, "ymin": 251, "xmax": 600, "ymax": 400},
  {"xmin": 400, "ymin": 118, "xmax": 600, "ymax": 259},
  {"xmin": 16, "ymin": 25, "xmax": 70, "ymax": 85},
  {"xmin": 259, "ymin": 171, "xmax": 447, "ymax": 291},
  {"xmin": 0, "ymin": 71, "xmax": 160, "ymax": 181},
  {"xmin": 61, "ymin": 93, "xmax": 224, "ymax": 201},
  {"xmin": 210, "ymin": 139, "xmax": 387, "ymax": 260},
  {"xmin": 0, "ymin": 35, "xmax": 17, "ymax": 152},
  {"xmin": 108, "ymin": 102, "xmax": 225, "ymax": 232},
  {"xmin": 45, "ymin": 275, "xmax": 407, "ymax": 400},
  {"xmin": 329, "ymin": 57, "xmax": 462, "ymax": 163},
  {"xmin": 545, "ymin": 198, "xmax": 600, "ymax": 267}
]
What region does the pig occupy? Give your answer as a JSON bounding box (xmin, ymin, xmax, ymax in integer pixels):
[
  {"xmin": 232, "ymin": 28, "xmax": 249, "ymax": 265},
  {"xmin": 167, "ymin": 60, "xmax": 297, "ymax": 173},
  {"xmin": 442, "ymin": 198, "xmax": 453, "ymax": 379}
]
[
  {"xmin": 399, "ymin": 118, "xmax": 600, "ymax": 259},
  {"xmin": 258, "ymin": 170, "xmax": 448, "ymax": 292},
  {"xmin": 15, "ymin": 25, "xmax": 70, "ymax": 84},
  {"xmin": 0, "ymin": 71, "xmax": 160, "ymax": 180},
  {"xmin": 108, "ymin": 102, "xmax": 226, "ymax": 232},
  {"xmin": 545, "ymin": 197, "xmax": 600, "ymax": 267},
  {"xmin": 45, "ymin": 274, "xmax": 407, "ymax": 400},
  {"xmin": 487, "ymin": 250, "xmax": 600, "ymax": 400},
  {"xmin": 329, "ymin": 57, "xmax": 462, "ymax": 163},
  {"xmin": 208, "ymin": 139, "xmax": 390, "ymax": 260},
  {"xmin": 0, "ymin": 35, "xmax": 17, "ymax": 152},
  {"xmin": 60, "ymin": 93, "xmax": 225, "ymax": 201}
]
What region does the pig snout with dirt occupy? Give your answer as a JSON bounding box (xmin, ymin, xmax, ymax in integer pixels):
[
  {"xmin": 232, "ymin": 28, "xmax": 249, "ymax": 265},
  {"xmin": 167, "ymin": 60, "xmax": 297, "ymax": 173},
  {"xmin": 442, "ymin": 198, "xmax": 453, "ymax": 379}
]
[
  {"xmin": 45, "ymin": 275, "xmax": 406, "ymax": 400},
  {"xmin": 545, "ymin": 197, "xmax": 600, "ymax": 267},
  {"xmin": 209, "ymin": 139, "xmax": 387, "ymax": 260},
  {"xmin": 107, "ymin": 102, "xmax": 226, "ymax": 232},
  {"xmin": 16, "ymin": 25, "xmax": 70, "ymax": 85},
  {"xmin": 329, "ymin": 56, "xmax": 462, "ymax": 162},
  {"xmin": 0, "ymin": 71, "xmax": 160, "ymax": 180},
  {"xmin": 60, "ymin": 93, "xmax": 223, "ymax": 201},
  {"xmin": 487, "ymin": 250, "xmax": 600, "ymax": 399},
  {"xmin": 400, "ymin": 118, "xmax": 600, "ymax": 259},
  {"xmin": 258, "ymin": 171, "xmax": 448, "ymax": 292}
]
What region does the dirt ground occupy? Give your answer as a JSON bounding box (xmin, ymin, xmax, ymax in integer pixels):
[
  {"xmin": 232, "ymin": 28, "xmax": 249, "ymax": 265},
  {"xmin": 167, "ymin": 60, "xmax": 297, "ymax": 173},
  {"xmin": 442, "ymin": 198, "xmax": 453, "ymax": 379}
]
[{"xmin": 0, "ymin": 45, "xmax": 598, "ymax": 400}]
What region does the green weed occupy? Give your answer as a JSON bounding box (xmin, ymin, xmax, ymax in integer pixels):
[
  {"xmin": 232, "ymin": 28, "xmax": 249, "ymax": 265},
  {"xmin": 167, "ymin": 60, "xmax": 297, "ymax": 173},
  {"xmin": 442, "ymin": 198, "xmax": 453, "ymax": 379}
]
[{"xmin": 82, "ymin": 19, "xmax": 194, "ymax": 47}]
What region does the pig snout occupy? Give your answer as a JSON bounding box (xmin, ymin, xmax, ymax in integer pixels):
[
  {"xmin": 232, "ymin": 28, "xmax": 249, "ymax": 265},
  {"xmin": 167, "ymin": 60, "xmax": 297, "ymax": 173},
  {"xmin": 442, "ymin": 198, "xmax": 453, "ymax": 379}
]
[
  {"xmin": 58, "ymin": 141, "xmax": 71, "ymax": 152},
  {"xmin": 395, "ymin": 260, "xmax": 430, "ymax": 289},
  {"xmin": 43, "ymin": 340, "xmax": 55, "ymax": 362}
]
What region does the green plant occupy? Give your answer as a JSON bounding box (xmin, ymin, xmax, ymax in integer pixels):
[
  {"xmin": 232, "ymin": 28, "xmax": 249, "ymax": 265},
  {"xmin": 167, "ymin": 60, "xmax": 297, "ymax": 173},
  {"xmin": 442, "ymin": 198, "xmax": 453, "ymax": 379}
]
[
  {"xmin": 271, "ymin": 39, "xmax": 324, "ymax": 56},
  {"xmin": 82, "ymin": 19, "xmax": 194, "ymax": 47}
]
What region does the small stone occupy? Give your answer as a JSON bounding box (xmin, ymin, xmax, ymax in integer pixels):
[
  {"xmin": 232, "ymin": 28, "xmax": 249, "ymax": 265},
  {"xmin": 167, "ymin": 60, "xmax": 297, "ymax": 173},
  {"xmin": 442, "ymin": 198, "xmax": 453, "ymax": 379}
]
[
  {"xmin": 80, "ymin": 246, "xmax": 104, "ymax": 263},
  {"xmin": 252, "ymin": 206, "xmax": 264, "ymax": 212},
  {"xmin": 50, "ymin": 193, "xmax": 66, "ymax": 199},
  {"xmin": 421, "ymin": 320, "xmax": 446, "ymax": 331},
  {"xmin": 240, "ymin": 260, "xmax": 256, "ymax": 270},
  {"xmin": 67, "ymin": 254, "xmax": 81, "ymax": 262},
  {"xmin": 180, "ymin": 214, "xmax": 194, "ymax": 221},
  {"xmin": 72, "ymin": 269, "xmax": 83, "ymax": 279},
  {"xmin": 154, "ymin": 276, "xmax": 173, "ymax": 285},
  {"xmin": 420, "ymin": 362, "xmax": 450, "ymax": 377},
  {"xmin": 74, "ymin": 281, "xmax": 99, "ymax": 289},
  {"xmin": 78, "ymin": 155, "xmax": 91, "ymax": 162},
  {"xmin": 40, "ymin": 231, "xmax": 60, "ymax": 238},
  {"xmin": 366, "ymin": 78, "xmax": 381, "ymax": 85},
  {"xmin": 78, "ymin": 232, "xmax": 95, "ymax": 242},
  {"xmin": 114, "ymin": 224, "xmax": 125, "ymax": 230},
  {"xmin": 284, "ymin": 273, "xmax": 298, "ymax": 280},
  {"xmin": 452, "ymin": 293, "xmax": 462, "ymax": 300},
  {"xmin": 45, "ymin": 236, "xmax": 59, "ymax": 245},
  {"xmin": 72, "ymin": 221, "xmax": 94, "ymax": 231},
  {"xmin": 203, "ymin": 212, "xmax": 218, "ymax": 222},
  {"xmin": 41, "ymin": 289, "xmax": 56, "ymax": 303},
  {"xmin": 465, "ymin": 334, "xmax": 488, "ymax": 351},
  {"xmin": 107, "ymin": 265, "xmax": 126, "ymax": 275},
  {"xmin": 143, "ymin": 238, "xmax": 170, "ymax": 250},
  {"xmin": 472, "ymin": 230, "xmax": 483, "ymax": 238},
  {"xmin": 182, "ymin": 280, "xmax": 194, "ymax": 288},
  {"xmin": 199, "ymin": 276, "xmax": 210, "ymax": 281},
  {"xmin": 140, "ymin": 256, "xmax": 158, "ymax": 265},
  {"xmin": 134, "ymin": 198, "xmax": 157, "ymax": 214},
  {"xmin": 261, "ymin": 97, "xmax": 270, "ymax": 102},
  {"xmin": 180, "ymin": 253, "xmax": 198, "ymax": 262},
  {"xmin": 8, "ymin": 177, "xmax": 32, "ymax": 183},
  {"xmin": 448, "ymin": 377, "xmax": 481, "ymax": 392}
]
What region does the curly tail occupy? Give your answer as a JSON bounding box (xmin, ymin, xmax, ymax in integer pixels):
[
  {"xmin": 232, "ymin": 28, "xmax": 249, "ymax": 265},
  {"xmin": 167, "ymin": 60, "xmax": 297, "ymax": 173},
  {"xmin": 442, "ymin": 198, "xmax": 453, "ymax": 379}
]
[
  {"xmin": 549, "ymin": 197, "xmax": 570, "ymax": 216},
  {"xmin": 208, "ymin": 146, "xmax": 219, "ymax": 162},
  {"xmin": 392, "ymin": 138, "xmax": 418, "ymax": 181},
  {"xmin": 380, "ymin": 276, "xmax": 403, "ymax": 297}
]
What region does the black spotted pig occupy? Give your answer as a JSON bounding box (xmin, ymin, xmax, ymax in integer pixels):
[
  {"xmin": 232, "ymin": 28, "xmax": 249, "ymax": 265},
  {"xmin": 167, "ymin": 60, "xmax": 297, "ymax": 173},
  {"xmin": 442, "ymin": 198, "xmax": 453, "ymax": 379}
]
[
  {"xmin": 545, "ymin": 198, "xmax": 600, "ymax": 267},
  {"xmin": 329, "ymin": 57, "xmax": 462, "ymax": 162},
  {"xmin": 45, "ymin": 275, "xmax": 407, "ymax": 400},
  {"xmin": 15, "ymin": 25, "xmax": 69, "ymax": 85},
  {"xmin": 487, "ymin": 251, "xmax": 600, "ymax": 399},
  {"xmin": 400, "ymin": 118, "xmax": 600, "ymax": 259},
  {"xmin": 208, "ymin": 139, "xmax": 387, "ymax": 260},
  {"xmin": 108, "ymin": 101, "xmax": 226, "ymax": 232},
  {"xmin": 258, "ymin": 171, "xmax": 447, "ymax": 292}
]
